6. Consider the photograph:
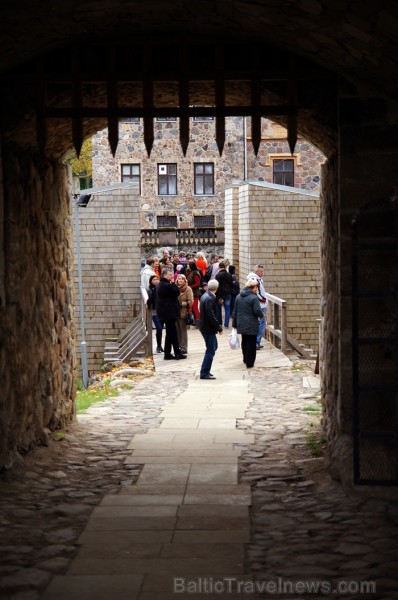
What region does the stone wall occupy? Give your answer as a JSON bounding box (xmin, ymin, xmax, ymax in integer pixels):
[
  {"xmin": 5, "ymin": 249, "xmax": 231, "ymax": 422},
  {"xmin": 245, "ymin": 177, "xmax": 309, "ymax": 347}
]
[
  {"xmin": 0, "ymin": 146, "xmax": 75, "ymax": 469},
  {"xmin": 73, "ymin": 189, "xmax": 142, "ymax": 373},
  {"xmin": 226, "ymin": 181, "xmax": 321, "ymax": 351},
  {"xmin": 246, "ymin": 120, "xmax": 324, "ymax": 190},
  {"xmin": 92, "ymin": 118, "xmax": 245, "ymax": 229},
  {"xmin": 92, "ymin": 118, "xmax": 325, "ymax": 232},
  {"xmin": 319, "ymin": 155, "xmax": 339, "ymax": 442}
]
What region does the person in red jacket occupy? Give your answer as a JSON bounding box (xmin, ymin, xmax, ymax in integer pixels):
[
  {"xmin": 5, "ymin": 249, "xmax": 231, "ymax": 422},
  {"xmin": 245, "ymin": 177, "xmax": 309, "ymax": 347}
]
[
  {"xmin": 195, "ymin": 251, "xmax": 208, "ymax": 277},
  {"xmin": 186, "ymin": 260, "xmax": 202, "ymax": 321}
]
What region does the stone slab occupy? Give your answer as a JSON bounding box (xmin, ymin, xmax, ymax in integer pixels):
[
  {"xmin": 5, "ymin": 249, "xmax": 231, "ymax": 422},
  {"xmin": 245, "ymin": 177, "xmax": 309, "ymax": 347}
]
[
  {"xmin": 136, "ymin": 464, "xmax": 191, "ymax": 485},
  {"xmin": 184, "ymin": 493, "xmax": 251, "ymax": 505},
  {"xmin": 188, "ymin": 464, "xmax": 238, "ymax": 485},
  {"xmin": 77, "ymin": 531, "xmax": 174, "ymax": 545},
  {"xmin": 141, "ymin": 572, "xmax": 248, "ymax": 592},
  {"xmin": 159, "ymin": 410, "xmax": 246, "ymax": 418},
  {"xmin": 83, "ymin": 517, "xmax": 177, "ymax": 531},
  {"xmin": 40, "ymin": 575, "xmax": 143, "ymax": 600},
  {"xmin": 130, "ymin": 448, "xmax": 240, "ymax": 457},
  {"xmin": 125, "ymin": 455, "xmax": 238, "ymax": 464},
  {"xmin": 100, "ymin": 494, "xmax": 184, "ymax": 506},
  {"xmin": 159, "ymin": 418, "xmax": 201, "ymax": 428},
  {"xmin": 91, "ymin": 505, "xmax": 178, "ymax": 518},
  {"xmin": 177, "ymin": 505, "xmax": 249, "ymax": 518},
  {"xmin": 67, "ymin": 556, "xmax": 245, "ymax": 575},
  {"xmin": 186, "ymin": 484, "xmax": 251, "ymax": 495},
  {"xmin": 159, "ymin": 543, "xmax": 244, "ymax": 559},
  {"xmin": 197, "ymin": 418, "xmax": 237, "ymax": 429},
  {"xmin": 176, "ymin": 515, "xmax": 249, "ymax": 531},
  {"xmin": 118, "ymin": 484, "xmax": 186, "ymax": 496},
  {"xmin": 75, "ymin": 542, "xmax": 162, "ymax": 559},
  {"xmin": 172, "ymin": 530, "xmax": 251, "ymax": 544}
]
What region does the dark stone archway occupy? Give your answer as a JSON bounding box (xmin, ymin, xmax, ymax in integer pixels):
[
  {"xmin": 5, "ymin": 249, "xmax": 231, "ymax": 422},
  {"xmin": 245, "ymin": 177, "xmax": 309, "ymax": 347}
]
[{"xmin": 1, "ymin": 1, "xmax": 398, "ymax": 486}]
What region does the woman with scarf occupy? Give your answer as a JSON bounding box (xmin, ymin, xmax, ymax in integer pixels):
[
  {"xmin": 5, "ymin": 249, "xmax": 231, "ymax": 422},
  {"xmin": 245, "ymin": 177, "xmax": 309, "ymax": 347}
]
[
  {"xmin": 186, "ymin": 260, "xmax": 201, "ymax": 322},
  {"xmin": 176, "ymin": 273, "xmax": 194, "ymax": 355}
]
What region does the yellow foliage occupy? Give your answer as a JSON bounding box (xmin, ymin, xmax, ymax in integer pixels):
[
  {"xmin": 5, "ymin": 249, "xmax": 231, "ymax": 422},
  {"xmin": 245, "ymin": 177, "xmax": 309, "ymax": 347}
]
[{"xmin": 65, "ymin": 138, "xmax": 92, "ymax": 177}]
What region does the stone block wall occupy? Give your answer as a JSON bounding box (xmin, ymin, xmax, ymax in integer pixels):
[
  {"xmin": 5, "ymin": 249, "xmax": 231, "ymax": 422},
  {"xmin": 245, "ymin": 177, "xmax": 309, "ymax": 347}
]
[
  {"xmin": 0, "ymin": 148, "xmax": 75, "ymax": 469},
  {"xmin": 92, "ymin": 118, "xmax": 324, "ymax": 233},
  {"xmin": 73, "ymin": 189, "xmax": 141, "ymax": 373},
  {"xmin": 92, "ymin": 118, "xmax": 246, "ymax": 229},
  {"xmin": 228, "ymin": 182, "xmax": 321, "ymax": 351}
]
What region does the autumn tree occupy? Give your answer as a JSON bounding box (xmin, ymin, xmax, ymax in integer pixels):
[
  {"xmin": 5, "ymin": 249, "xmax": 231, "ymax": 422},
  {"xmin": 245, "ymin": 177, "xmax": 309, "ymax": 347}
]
[{"xmin": 65, "ymin": 138, "xmax": 92, "ymax": 189}]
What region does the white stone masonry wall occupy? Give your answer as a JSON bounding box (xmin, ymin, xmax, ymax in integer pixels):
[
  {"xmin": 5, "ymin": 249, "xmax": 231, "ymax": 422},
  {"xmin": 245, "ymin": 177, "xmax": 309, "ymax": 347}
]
[
  {"xmin": 73, "ymin": 190, "xmax": 141, "ymax": 373},
  {"xmin": 238, "ymin": 183, "xmax": 321, "ymax": 351}
]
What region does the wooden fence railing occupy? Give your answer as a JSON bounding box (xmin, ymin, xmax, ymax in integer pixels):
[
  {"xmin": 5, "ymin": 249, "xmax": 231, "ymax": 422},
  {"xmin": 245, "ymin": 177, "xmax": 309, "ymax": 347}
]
[
  {"xmin": 265, "ymin": 291, "xmax": 317, "ymax": 359},
  {"xmin": 264, "ymin": 291, "xmax": 288, "ymax": 353}
]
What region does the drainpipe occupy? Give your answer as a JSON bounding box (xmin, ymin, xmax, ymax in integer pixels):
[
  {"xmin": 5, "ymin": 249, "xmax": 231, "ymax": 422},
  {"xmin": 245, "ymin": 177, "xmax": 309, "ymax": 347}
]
[
  {"xmin": 243, "ymin": 116, "xmax": 248, "ymax": 181},
  {"xmin": 74, "ymin": 196, "xmax": 89, "ymax": 389}
]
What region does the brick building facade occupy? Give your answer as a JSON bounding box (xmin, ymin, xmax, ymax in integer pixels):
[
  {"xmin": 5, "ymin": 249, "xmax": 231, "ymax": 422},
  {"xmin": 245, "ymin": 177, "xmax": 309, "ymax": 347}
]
[{"xmin": 91, "ymin": 117, "xmax": 324, "ymax": 231}]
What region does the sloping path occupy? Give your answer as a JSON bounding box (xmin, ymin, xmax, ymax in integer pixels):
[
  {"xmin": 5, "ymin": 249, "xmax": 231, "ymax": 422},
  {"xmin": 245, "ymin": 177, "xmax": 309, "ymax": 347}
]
[
  {"xmin": 36, "ymin": 328, "xmax": 398, "ymax": 600},
  {"xmin": 41, "ymin": 330, "xmax": 289, "ymax": 599}
]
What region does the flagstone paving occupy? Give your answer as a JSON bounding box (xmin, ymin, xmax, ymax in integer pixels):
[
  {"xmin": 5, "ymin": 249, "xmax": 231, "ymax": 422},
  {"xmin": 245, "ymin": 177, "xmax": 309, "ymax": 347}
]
[{"xmin": 1, "ymin": 328, "xmax": 398, "ymax": 599}]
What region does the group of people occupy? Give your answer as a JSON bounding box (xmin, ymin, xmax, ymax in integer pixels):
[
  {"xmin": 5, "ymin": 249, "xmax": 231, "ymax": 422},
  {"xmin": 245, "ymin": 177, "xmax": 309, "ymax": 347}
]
[
  {"xmin": 199, "ymin": 264, "xmax": 267, "ymax": 378},
  {"xmin": 141, "ymin": 251, "xmax": 268, "ymax": 377},
  {"xmin": 142, "ymin": 251, "xmax": 211, "ymax": 359}
]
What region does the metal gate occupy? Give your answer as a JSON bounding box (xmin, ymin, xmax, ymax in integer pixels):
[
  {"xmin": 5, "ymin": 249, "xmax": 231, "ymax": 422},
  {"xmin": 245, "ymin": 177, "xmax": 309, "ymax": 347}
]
[{"xmin": 352, "ymin": 196, "xmax": 398, "ymax": 485}]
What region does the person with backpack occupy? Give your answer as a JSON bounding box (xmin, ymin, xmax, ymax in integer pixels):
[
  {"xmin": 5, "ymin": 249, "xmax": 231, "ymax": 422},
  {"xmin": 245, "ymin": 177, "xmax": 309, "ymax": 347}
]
[{"xmin": 204, "ymin": 254, "xmax": 219, "ymax": 282}]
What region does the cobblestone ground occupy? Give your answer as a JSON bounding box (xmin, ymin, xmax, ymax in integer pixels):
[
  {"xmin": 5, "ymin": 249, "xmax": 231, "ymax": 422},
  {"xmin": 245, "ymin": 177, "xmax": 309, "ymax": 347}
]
[{"xmin": 1, "ymin": 358, "xmax": 398, "ymax": 599}]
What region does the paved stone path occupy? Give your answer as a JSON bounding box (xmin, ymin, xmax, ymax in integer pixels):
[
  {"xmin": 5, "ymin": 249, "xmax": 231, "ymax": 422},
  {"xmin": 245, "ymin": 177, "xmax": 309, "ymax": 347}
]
[{"xmin": 1, "ymin": 328, "xmax": 398, "ymax": 599}]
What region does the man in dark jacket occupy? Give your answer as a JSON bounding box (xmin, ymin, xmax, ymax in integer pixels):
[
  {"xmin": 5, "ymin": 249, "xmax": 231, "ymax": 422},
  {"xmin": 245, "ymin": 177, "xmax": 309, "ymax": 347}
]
[
  {"xmin": 215, "ymin": 262, "xmax": 233, "ymax": 328},
  {"xmin": 156, "ymin": 268, "xmax": 187, "ymax": 360},
  {"xmin": 232, "ymin": 279, "xmax": 264, "ymax": 368},
  {"xmin": 199, "ymin": 279, "xmax": 223, "ymax": 379}
]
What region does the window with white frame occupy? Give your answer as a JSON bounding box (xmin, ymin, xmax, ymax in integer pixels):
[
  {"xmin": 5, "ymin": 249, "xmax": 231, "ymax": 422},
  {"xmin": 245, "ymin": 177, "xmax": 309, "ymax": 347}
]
[
  {"xmin": 158, "ymin": 164, "xmax": 177, "ymax": 195},
  {"xmin": 194, "ymin": 163, "xmax": 214, "ymax": 195},
  {"xmin": 121, "ymin": 163, "xmax": 141, "ymax": 193}
]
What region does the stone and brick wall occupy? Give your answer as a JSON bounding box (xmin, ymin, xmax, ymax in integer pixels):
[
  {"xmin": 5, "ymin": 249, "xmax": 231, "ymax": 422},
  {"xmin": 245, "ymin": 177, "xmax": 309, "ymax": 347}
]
[{"xmin": 92, "ymin": 118, "xmax": 324, "ymax": 232}]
